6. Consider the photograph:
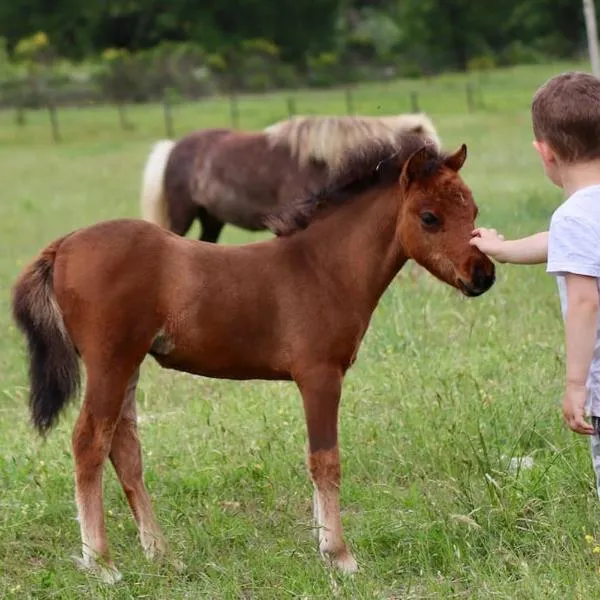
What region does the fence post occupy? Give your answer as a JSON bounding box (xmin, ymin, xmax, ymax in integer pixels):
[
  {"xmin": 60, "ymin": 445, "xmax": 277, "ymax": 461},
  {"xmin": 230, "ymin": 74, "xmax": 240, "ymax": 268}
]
[
  {"xmin": 229, "ymin": 93, "xmax": 240, "ymax": 129},
  {"xmin": 163, "ymin": 89, "xmax": 175, "ymax": 138},
  {"xmin": 15, "ymin": 105, "xmax": 26, "ymax": 127},
  {"xmin": 466, "ymin": 82, "xmax": 476, "ymax": 113},
  {"xmin": 477, "ymin": 84, "xmax": 485, "ymax": 109},
  {"xmin": 116, "ymin": 102, "xmax": 133, "ymax": 131},
  {"xmin": 344, "ymin": 86, "xmax": 354, "ymax": 115},
  {"xmin": 47, "ymin": 95, "xmax": 61, "ymax": 143},
  {"xmin": 286, "ymin": 96, "xmax": 296, "ymax": 117},
  {"xmin": 409, "ymin": 91, "xmax": 420, "ymax": 113}
]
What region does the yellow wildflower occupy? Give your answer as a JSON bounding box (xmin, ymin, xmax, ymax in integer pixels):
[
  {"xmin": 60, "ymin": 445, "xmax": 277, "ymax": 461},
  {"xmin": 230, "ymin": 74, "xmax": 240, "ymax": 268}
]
[
  {"xmin": 585, "ymin": 534, "xmax": 594, "ymax": 544},
  {"xmin": 33, "ymin": 32, "xmax": 48, "ymax": 48},
  {"xmin": 102, "ymin": 47, "xmax": 127, "ymax": 62}
]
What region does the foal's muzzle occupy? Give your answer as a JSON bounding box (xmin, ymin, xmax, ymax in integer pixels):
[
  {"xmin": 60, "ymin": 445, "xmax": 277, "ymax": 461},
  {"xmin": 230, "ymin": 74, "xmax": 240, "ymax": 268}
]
[{"xmin": 459, "ymin": 260, "xmax": 496, "ymax": 297}]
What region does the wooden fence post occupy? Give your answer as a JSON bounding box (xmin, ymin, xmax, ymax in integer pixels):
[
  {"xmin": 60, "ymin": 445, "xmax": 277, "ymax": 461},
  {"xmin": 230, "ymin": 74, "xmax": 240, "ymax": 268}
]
[
  {"xmin": 116, "ymin": 102, "xmax": 133, "ymax": 130},
  {"xmin": 345, "ymin": 86, "xmax": 354, "ymax": 115},
  {"xmin": 163, "ymin": 90, "xmax": 175, "ymax": 137},
  {"xmin": 229, "ymin": 93, "xmax": 240, "ymax": 128},
  {"xmin": 47, "ymin": 96, "xmax": 61, "ymax": 142},
  {"xmin": 287, "ymin": 96, "xmax": 296, "ymax": 117},
  {"xmin": 410, "ymin": 91, "xmax": 420, "ymax": 113},
  {"xmin": 466, "ymin": 82, "xmax": 476, "ymax": 113}
]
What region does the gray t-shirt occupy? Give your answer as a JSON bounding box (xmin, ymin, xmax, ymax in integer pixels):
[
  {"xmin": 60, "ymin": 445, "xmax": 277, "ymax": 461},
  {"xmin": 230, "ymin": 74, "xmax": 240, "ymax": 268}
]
[{"xmin": 547, "ymin": 184, "xmax": 600, "ymax": 417}]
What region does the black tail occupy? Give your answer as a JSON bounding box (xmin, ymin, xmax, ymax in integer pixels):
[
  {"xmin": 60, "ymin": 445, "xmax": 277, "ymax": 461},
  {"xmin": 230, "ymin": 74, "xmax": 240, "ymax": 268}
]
[{"xmin": 12, "ymin": 237, "xmax": 80, "ymax": 435}]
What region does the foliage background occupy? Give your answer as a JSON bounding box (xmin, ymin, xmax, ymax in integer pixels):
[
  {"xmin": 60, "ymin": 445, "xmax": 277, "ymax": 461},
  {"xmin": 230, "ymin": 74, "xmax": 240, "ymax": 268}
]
[{"xmin": 0, "ymin": 0, "xmax": 596, "ymax": 106}]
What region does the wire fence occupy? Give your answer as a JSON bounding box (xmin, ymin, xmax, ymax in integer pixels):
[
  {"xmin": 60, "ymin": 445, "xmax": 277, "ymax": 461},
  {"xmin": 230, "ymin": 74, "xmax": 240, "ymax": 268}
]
[{"xmin": 0, "ymin": 73, "xmax": 540, "ymax": 144}]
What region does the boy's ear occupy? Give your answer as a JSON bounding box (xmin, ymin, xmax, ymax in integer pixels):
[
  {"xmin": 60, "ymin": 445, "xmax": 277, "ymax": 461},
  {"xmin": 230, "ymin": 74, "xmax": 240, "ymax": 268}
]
[{"xmin": 533, "ymin": 139, "xmax": 557, "ymax": 165}]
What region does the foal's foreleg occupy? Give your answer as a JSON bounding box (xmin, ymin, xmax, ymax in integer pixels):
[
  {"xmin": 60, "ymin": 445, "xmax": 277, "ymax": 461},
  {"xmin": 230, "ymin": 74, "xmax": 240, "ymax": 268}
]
[
  {"xmin": 298, "ymin": 366, "xmax": 358, "ymax": 574},
  {"xmin": 72, "ymin": 370, "xmax": 133, "ymax": 583},
  {"xmin": 109, "ymin": 370, "xmax": 165, "ymax": 560}
]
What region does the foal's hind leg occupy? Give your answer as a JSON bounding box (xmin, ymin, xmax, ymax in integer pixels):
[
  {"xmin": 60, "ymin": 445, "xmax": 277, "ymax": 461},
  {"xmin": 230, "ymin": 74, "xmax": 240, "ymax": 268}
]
[
  {"xmin": 72, "ymin": 365, "xmax": 137, "ymax": 583},
  {"xmin": 109, "ymin": 369, "xmax": 165, "ymax": 560},
  {"xmin": 297, "ymin": 366, "xmax": 358, "ymax": 574}
]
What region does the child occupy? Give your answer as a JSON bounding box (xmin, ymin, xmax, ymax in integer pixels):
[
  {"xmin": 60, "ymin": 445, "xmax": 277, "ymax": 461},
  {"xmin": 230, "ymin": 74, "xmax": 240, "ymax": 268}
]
[{"xmin": 470, "ymin": 71, "xmax": 600, "ymax": 493}]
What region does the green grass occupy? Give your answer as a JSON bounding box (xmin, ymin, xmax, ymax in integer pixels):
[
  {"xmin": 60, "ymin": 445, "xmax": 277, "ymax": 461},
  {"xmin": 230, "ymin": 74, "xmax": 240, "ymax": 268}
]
[{"xmin": 2, "ymin": 60, "xmax": 600, "ymax": 598}]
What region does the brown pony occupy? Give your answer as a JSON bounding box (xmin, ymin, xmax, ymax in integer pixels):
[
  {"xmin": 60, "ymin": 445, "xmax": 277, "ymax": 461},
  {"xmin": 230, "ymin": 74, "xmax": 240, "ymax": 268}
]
[
  {"xmin": 139, "ymin": 113, "xmax": 441, "ymax": 242},
  {"xmin": 12, "ymin": 134, "xmax": 494, "ymax": 583}
]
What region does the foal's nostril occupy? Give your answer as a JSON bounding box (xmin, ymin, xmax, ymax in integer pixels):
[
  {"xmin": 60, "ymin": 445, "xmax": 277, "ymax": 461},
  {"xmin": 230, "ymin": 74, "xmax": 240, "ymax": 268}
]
[{"xmin": 471, "ymin": 262, "xmax": 495, "ymax": 291}]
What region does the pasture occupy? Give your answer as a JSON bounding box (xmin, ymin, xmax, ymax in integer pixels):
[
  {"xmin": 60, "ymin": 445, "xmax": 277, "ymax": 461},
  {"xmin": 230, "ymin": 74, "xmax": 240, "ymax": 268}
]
[{"xmin": 1, "ymin": 61, "xmax": 600, "ymax": 598}]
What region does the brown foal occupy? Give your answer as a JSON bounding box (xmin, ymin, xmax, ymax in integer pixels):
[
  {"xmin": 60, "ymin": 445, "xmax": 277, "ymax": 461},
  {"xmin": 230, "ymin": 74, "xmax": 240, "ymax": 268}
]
[{"xmin": 12, "ymin": 135, "xmax": 494, "ymax": 582}]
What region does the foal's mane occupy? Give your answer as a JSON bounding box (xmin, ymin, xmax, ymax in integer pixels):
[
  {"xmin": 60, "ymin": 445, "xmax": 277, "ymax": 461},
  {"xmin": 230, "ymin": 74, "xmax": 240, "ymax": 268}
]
[
  {"xmin": 266, "ymin": 134, "xmax": 447, "ymax": 236},
  {"xmin": 264, "ymin": 114, "xmax": 441, "ymax": 170}
]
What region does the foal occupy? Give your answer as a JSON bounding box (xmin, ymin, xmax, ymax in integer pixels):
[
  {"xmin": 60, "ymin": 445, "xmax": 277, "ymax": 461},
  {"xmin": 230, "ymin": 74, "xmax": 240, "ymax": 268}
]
[{"xmin": 12, "ymin": 135, "xmax": 494, "ymax": 582}]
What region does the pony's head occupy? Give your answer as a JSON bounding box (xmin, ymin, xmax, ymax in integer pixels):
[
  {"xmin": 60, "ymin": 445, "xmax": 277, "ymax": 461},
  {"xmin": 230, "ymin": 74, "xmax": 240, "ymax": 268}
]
[{"xmin": 395, "ymin": 143, "xmax": 495, "ymax": 296}]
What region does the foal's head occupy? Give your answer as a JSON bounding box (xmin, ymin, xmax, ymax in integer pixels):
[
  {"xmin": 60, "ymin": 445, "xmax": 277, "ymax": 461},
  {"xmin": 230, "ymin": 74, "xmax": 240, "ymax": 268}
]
[{"xmin": 395, "ymin": 143, "xmax": 495, "ymax": 296}]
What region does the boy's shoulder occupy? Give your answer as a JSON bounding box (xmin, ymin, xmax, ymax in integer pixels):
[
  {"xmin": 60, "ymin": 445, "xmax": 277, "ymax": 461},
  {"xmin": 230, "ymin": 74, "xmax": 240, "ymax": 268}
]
[
  {"xmin": 548, "ymin": 184, "xmax": 600, "ymax": 275},
  {"xmin": 552, "ymin": 184, "xmax": 600, "ymax": 226}
]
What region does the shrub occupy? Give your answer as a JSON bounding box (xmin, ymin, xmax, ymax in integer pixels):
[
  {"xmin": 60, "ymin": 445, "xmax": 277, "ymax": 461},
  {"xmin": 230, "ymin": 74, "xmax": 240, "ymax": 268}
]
[
  {"xmin": 467, "ymin": 55, "xmax": 496, "ymax": 72},
  {"xmin": 499, "ymin": 41, "xmax": 546, "ymax": 66},
  {"xmin": 97, "ymin": 48, "xmax": 143, "ymax": 102},
  {"xmin": 307, "ymin": 52, "xmax": 343, "ymax": 87},
  {"xmin": 235, "ymin": 38, "xmax": 287, "ymax": 92},
  {"xmin": 139, "ymin": 41, "xmax": 214, "ymax": 99}
]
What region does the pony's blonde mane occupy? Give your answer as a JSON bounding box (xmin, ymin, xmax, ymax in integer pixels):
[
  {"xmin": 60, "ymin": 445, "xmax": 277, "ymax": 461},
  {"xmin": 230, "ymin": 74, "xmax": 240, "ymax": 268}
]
[{"xmin": 264, "ymin": 113, "xmax": 441, "ymax": 171}]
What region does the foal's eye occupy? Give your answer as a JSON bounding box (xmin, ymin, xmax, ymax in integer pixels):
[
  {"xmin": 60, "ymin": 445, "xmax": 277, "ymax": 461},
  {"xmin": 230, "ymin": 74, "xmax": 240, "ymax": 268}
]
[{"xmin": 420, "ymin": 211, "xmax": 439, "ymax": 227}]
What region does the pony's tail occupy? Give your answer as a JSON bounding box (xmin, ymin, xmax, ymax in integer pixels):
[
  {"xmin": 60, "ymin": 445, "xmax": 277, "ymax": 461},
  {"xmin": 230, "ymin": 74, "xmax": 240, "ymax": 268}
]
[
  {"xmin": 140, "ymin": 139, "xmax": 176, "ymax": 229},
  {"xmin": 11, "ymin": 237, "xmax": 80, "ymax": 436}
]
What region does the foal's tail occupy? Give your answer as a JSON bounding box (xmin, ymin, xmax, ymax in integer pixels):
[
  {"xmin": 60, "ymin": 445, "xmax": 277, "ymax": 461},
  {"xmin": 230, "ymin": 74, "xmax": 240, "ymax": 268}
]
[
  {"xmin": 12, "ymin": 237, "xmax": 80, "ymax": 435},
  {"xmin": 140, "ymin": 139, "xmax": 176, "ymax": 229}
]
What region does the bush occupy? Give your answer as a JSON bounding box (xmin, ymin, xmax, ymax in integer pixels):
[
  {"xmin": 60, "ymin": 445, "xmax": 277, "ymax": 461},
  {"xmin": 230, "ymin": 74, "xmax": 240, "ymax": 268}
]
[
  {"xmin": 467, "ymin": 55, "xmax": 497, "ymax": 72},
  {"xmin": 14, "ymin": 31, "xmax": 52, "ymax": 65},
  {"xmin": 271, "ymin": 63, "xmax": 301, "ymax": 89},
  {"xmin": 240, "ymin": 38, "xmax": 280, "ymax": 59},
  {"xmin": 139, "ymin": 41, "xmax": 215, "ymax": 99},
  {"xmin": 97, "ymin": 48, "xmax": 143, "ymax": 102},
  {"xmin": 207, "ymin": 38, "xmax": 297, "ymax": 93},
  {"xmin": 395, "ymin": 61, "xmax": 423, "ymax": 79},
  {"xmin": 307, "ymin": 52, "xmax": 343, "ymax": 87},
  {"xmin": 499, "ymin": 41, "xmax": 547, "ymax": 66}
]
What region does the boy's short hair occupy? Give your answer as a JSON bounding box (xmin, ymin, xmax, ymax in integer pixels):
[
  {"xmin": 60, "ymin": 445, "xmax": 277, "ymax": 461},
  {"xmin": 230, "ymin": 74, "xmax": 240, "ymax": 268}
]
[{"xmin": 532, "ymin": 71, "xmax": 600, "ymax": 163}]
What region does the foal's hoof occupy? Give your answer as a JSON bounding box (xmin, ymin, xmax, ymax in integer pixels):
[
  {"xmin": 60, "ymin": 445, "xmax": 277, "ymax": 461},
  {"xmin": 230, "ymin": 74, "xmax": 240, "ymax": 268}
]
[
  {"xmin": 72, "ymin": 554, "xmax": 122, "ymax": 584},
  {"xmin": 141, "ymin": 534, "xmax": 166, "ymax": 561},
  {"xmin": 322, "ymin": 548, "xmax": 359, "ymax": 575}
]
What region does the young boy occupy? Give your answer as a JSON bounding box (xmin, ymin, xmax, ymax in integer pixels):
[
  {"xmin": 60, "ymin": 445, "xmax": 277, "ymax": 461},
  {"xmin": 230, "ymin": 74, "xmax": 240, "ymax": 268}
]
[{"xmin": 470, "ymin": 71, "xmax": 600, "ymax": 493}]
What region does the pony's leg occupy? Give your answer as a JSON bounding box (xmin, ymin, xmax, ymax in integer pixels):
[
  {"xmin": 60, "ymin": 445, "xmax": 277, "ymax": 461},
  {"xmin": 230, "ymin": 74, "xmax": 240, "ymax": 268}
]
[
  {"xmin": 297, "ymin": 366, "xmax": 358, "ymax": 574},
  {"xmin": 197, "ymin": 207, "xmax": 224, "ymax": 243},
  {"xmin": 72, "ymin": 365, "xmax": 135, "ymax": 584},
  {"xmin": 109, "ymin": 369, "xmax": 165, "ymax": 560},
  {"xmin": 169, "ymin": 201, "xmax": 196, "ymax": 237}
]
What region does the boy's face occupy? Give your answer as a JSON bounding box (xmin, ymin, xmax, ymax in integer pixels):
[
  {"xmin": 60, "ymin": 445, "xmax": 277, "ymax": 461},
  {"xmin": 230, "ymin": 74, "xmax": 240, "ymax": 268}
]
[{"xmin": 533, "ymin": 139, "xmax": 562, "ymax": 187}]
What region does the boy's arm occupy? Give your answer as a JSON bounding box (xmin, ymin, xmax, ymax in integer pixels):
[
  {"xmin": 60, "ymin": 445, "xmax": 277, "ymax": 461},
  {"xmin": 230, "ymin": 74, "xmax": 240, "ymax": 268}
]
[
  {"xmin": 563, "ymin": 273, "xmax": 598, "ymax": 435},
  {"xmin": 470, "ymin": 229, "xmax": 548, "ymax": 264}
]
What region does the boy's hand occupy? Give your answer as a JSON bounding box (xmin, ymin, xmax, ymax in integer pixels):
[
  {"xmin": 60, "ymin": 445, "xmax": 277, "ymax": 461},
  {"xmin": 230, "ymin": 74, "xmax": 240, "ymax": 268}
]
[
  {"xmin": 563, "ymin": 382, "xmax": 595, "ymax": 435},
  {"xmin": 470, "ymin": 228, "xmax": 506, "ymax": 261}
]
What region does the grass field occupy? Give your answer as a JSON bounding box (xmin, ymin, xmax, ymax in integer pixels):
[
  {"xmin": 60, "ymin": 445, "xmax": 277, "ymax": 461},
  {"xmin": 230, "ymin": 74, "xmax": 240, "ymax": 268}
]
[{"xmin": 3, "ymin": 60, "xmax": 600, "ymax": 599}]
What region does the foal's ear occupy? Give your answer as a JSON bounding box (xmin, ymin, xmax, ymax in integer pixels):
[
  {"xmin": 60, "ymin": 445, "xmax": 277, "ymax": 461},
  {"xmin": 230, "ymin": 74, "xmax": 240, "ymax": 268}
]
[
  {"xmin": 444, "ymin": 143, "xmax": 467, "ymax": 172},
  {"xmin": 400, "ymin": 146, "xmax": 433, "ymax": 185}
]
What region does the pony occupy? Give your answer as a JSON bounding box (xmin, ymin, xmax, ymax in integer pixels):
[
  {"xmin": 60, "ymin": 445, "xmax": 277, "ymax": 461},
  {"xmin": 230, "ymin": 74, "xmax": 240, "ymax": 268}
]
[
  {"xmin": 12, "ymin": 134, "xmax": 494, "ymax": 583},
  {"xmin": 139, "ymin": 113, "xmax": 441, "ymax": 242}
]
